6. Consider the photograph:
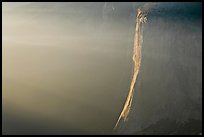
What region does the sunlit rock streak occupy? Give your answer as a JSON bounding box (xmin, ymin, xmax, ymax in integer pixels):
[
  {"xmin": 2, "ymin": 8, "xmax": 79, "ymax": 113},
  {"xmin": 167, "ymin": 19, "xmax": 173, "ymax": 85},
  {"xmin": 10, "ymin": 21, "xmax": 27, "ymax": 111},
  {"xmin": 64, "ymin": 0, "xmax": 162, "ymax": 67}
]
[{"xmin": 114, "ymin": 8, "xmax": 146, "ymax": 130}]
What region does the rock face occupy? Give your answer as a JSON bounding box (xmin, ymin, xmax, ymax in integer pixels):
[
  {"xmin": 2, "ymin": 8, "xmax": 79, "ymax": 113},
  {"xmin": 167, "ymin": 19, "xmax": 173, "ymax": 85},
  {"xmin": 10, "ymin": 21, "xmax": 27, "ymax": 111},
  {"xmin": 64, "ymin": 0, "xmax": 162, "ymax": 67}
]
[{"xmin": 116, "ymin": 2, "xmax": 202, "ymax": 135}]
